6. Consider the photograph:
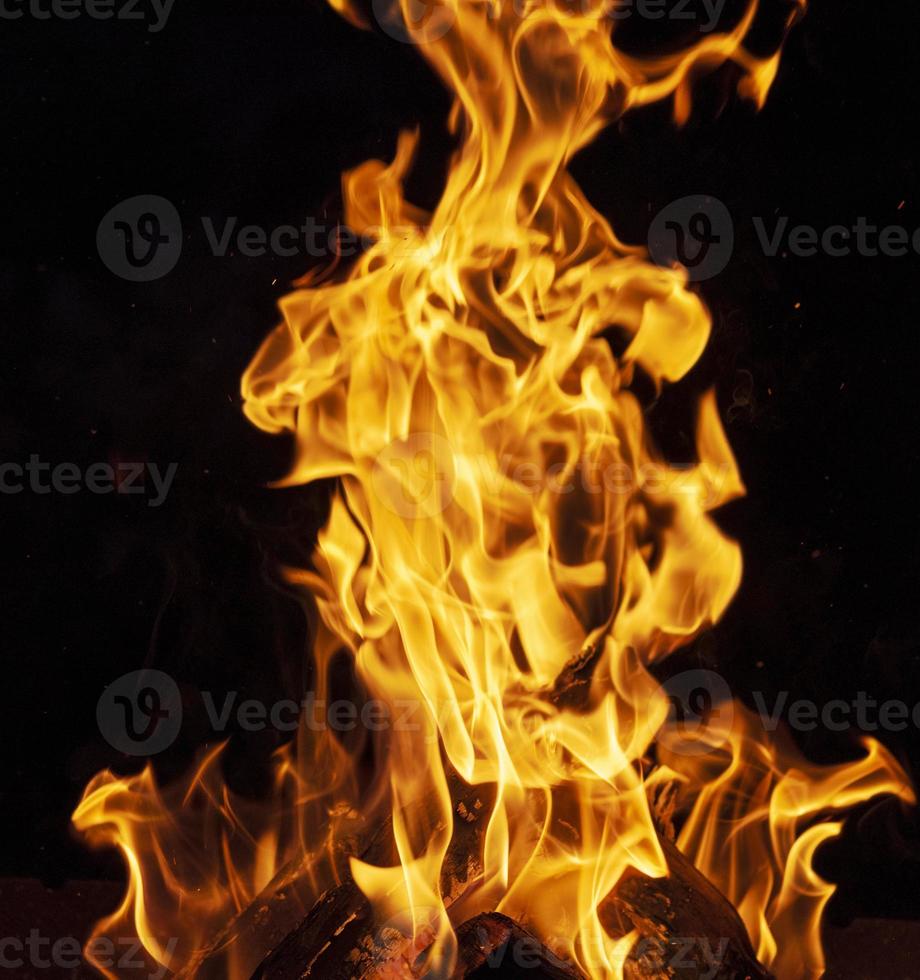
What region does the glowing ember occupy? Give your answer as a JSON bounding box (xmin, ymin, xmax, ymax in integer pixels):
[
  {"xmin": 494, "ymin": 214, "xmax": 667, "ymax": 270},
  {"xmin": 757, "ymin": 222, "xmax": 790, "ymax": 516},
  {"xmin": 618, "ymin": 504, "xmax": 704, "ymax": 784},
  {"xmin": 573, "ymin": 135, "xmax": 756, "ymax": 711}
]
[{"xmin": 74, "ymin": 1, "xmax": 913, "ymax": 978}]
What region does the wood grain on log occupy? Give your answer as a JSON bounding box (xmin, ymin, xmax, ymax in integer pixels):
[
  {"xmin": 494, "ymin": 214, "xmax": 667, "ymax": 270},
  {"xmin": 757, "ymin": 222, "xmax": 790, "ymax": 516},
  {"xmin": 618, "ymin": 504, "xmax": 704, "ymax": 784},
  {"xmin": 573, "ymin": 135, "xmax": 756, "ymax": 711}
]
[
  {"xmin": 452, "ymin": 914, "xmax": 584, "ymax": 979},
  {"xmin": 600, "ymin": 836, "xmax": 771, "ymax": 980}
]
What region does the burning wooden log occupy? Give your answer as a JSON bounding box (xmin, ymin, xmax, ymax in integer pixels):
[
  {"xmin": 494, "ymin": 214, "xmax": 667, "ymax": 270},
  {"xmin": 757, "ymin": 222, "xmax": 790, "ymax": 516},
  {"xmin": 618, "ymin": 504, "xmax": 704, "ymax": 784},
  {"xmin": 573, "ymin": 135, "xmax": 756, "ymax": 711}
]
[
  {"xmin": 247, "ymin": 786, "xmax": 770, "ymax": 980},
  {"xmin": 603, "ymin": 836, "xmax": 772, "ymax": 980},
  {"xmin": 451, "ymin": 914, "xmax": 585, "ymax": 979},
  {"xmin": 178, "ymin": 642, "xmax": 773, "ymax": 980}
]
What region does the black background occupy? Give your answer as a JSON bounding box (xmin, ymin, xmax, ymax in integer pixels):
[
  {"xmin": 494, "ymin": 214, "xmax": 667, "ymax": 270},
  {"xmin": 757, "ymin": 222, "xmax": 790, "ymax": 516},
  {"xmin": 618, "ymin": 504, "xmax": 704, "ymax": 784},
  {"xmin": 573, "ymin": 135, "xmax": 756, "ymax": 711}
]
[{"xmin": 2, "ymin": 0, "xmax": 920, "ymax": 942}]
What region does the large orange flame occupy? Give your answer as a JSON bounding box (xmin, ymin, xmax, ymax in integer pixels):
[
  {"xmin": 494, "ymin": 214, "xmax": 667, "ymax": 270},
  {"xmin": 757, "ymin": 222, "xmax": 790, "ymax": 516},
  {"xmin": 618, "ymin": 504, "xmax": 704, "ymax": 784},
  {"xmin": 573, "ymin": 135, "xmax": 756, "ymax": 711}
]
[{"xmin": 74, "ymin": 1, "xmax": 913, "ymax": 978}]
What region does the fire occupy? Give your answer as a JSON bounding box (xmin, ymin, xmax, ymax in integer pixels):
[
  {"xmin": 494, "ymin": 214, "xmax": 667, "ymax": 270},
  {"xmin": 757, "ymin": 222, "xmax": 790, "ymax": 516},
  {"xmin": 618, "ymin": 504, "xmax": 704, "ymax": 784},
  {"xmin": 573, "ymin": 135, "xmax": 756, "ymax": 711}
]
[{"xmin": 74, "ymin": 0, "xmax": 913, "ymax": 978}]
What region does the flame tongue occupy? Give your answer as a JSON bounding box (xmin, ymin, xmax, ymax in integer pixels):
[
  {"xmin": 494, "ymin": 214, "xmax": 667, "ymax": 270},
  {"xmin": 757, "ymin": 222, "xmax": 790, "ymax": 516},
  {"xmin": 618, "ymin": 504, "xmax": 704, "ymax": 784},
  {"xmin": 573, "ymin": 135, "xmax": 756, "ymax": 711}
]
[
  {"xmin": 237, "ymin": 2, "xmax": 761, "ymax": 971},
  {"xmin": 74, "ymin": 2, "xmax": 913, "ymax": 979}
]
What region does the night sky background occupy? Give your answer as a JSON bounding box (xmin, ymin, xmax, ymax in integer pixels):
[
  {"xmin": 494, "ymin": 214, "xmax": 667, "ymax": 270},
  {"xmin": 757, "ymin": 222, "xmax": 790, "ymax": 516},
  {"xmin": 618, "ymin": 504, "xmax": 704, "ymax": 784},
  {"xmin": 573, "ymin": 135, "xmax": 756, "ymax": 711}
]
[{"xmin": 3, "ymin": 0, "xmax": 920, "ymax": 961}]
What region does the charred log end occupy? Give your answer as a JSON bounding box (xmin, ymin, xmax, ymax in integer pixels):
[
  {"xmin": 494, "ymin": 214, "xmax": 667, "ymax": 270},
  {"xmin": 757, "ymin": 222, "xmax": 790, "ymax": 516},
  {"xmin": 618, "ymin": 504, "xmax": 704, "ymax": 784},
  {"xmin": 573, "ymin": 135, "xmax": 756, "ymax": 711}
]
[
  {"xmin": 452, "ymin": 913, "xmax": 584, "ymax": 980},
  {"xmin": 599, "ymin": 837, "xmax": 773, "ymax": 980}
]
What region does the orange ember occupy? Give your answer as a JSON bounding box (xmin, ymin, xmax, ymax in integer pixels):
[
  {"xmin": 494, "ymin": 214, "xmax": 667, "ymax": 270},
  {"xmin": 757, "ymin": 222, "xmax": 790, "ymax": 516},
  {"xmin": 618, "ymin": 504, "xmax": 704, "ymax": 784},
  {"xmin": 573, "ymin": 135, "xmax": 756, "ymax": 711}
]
[{"xmin": 74, "ymin": 1, "xmax": 913, "ymax": 978}]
